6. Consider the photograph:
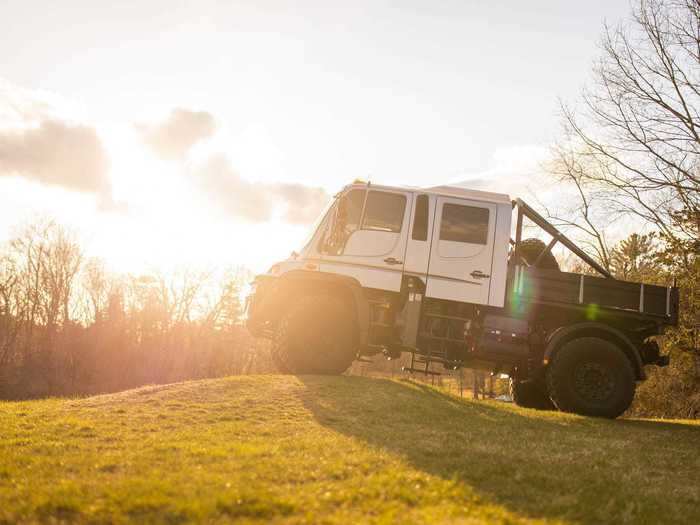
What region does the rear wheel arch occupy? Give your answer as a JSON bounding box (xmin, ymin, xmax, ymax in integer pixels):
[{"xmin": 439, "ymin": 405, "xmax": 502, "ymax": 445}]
[{"xmin": 544, "ymin": 323, "xmax": 645, "ymax": 380}]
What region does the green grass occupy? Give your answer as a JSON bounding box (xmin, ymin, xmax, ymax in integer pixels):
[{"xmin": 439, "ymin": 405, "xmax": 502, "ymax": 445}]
[{"xmin": 1, "ymin": 376, "xmax": 699, "ymax": 524}]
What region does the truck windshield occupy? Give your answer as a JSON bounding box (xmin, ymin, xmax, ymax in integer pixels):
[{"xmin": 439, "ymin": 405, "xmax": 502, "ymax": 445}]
[
  {"xmin": 321, "ymin": 189, "xmax": 365, "ymax": 255},
  {"xmin": 298, "ymin": 193, "xmax": 337, "ymax": 253}
]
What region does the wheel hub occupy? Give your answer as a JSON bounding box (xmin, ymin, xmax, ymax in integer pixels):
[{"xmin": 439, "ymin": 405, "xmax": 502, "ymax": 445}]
[{"xmin": 573, "ymin": 362, "xmax": 615, "ymax": 402}]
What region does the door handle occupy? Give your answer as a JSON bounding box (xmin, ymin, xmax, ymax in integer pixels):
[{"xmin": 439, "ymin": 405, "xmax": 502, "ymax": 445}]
[
  {"xmin": 470, "ymin": 270, "xmax": 490, "ymax": 279},
  {"xmin": 384, "ymin": 257, "xmax": 403, "ymax": 265}
]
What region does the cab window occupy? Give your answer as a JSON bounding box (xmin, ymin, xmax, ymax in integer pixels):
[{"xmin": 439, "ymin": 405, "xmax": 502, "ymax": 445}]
[
  {"xmin": 440, "ymin": 203, "xmax": 489, "ymax": 244},
  {"xmin": 320, "ymin": 189, "xmax": 406, "ymax": 254},
  {"xmin": 362, "ymin": 191, "xmax": 406, "ymax": 233},
  {"xmin": 412, "ymin": 194, "xmax": 429, "ymax": 241}
]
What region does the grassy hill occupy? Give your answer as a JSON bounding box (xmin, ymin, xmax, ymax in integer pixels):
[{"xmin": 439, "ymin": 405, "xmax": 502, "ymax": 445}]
[{"xmin": 1, "ymin": 375, "xmax": 699, "ymax": 524}]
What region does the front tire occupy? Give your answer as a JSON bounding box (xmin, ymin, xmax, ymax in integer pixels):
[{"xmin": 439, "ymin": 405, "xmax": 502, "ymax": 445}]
[
  {"xmin": 272, "ymin": 295, "xmax": 356, "ymax": 374},
  {"xmin": 546, "ymin": 337, "xmax": 635, "ymax": 418}
]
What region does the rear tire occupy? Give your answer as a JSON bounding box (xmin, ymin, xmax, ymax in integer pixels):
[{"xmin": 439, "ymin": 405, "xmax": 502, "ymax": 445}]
[
  {"xmin": 272, "ymin": 295, "xmax": 356, "ymax": 375},
  {"xmin": 509, "ymin": 377, "xmax": 555, "ymax": 410},
  {"xmin": 546, "ymin": 337, "xmax": 635, "ymax": 418}
]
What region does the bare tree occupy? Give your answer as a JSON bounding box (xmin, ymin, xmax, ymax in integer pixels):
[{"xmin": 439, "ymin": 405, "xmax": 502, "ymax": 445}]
[
  {"xmin": 0, "ymin": 220, "xmax": 83, "ymax": 394},
  {"xmin": 561, "ymin": 0, "xmax": 699, "ymax": 258},
  {"xmin": 549, "ymin": 0, "xmax": 700, "ymax": 406},
  {"xmin": 0, "ymin": 253, "xmax": 21, "ymax": 370},
  {"xmin": 0, "ymin": 217, "xmax": 261, "ymax": 399},
  {"xmin": 542, "ymin": 141, "xmax": 615, "ymax": 270},
  {"xmin": 81, "ymin": 258, "xmax": 111, "ymax": 324}
]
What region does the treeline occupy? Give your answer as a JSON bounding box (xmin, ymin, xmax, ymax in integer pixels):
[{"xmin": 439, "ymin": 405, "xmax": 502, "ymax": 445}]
[{"xmin": 0, "ymin": 220, "xmax": 271, "ymax": 400}]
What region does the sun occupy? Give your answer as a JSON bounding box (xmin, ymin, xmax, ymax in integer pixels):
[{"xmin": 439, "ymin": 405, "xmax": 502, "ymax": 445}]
[{"xmin": 87, "ymin": 125, "xmax": 310, "ymax": 274}]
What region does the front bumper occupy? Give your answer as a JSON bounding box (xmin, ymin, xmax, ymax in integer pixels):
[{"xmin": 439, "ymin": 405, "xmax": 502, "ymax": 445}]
[{"xmin": 244, "ymin": 275, "xmax": 276, "ymax": 338}]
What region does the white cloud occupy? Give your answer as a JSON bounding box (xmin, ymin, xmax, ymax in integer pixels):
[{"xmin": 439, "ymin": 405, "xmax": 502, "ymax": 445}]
[
  {"xmin": 448, "ymin": 145, "xmax": 551, "ymax": 201},
  {"xmin": 194, "ymin": 155, "xmax": 330, "ymax": 224},
  {"xmin": 0, "ymin": 119, "xmax": 110, "ymax": 194},
  {"xmin": 138, "ymin": 108, "xmax": 216, "ymax": 160}
]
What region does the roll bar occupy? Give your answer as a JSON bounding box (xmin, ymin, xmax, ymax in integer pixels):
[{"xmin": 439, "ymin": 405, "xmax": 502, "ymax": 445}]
[{"xmin": 512, "ymin": 198, "xmax": 613, "ymax": 279}]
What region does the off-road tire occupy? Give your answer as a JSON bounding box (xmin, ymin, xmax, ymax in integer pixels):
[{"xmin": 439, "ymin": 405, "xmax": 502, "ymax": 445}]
[
  {"xmin": 509, "ymin": 378, "xmax": 555, "ymax": 410},
  {"xmin": 272, "ymin": 295, "xmax": 356, "ymax": 375},
  {"xmin": 546, "ymin": 337, "xmax": 635, "ymax": 418},
  {"xmin": 518, "ymin": 238, "xmax": 560, "ymax": 271}
]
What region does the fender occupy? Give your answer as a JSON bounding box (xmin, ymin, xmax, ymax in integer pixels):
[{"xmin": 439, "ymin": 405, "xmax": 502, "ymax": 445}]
[
  {"xmin": 543, "ymin": 322, "xmax": 646, "ymax": 380},
  {"xmin": 255, "ymin": 269, "xmax": 370, "ymax": 346}
]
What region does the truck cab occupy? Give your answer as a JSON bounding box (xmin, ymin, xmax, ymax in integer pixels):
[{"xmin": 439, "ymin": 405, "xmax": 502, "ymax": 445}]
[
  {"xmin": 247, "ymin": 181, "xmax": 678, "ymax": 419},
  {"xmin": 264, "ymin": 182, "xmax": 512, "ymax": 304}
]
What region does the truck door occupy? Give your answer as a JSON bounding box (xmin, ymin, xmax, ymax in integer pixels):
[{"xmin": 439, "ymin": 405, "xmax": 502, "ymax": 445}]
[
  {"xmin": 426, "ymin": 196, "xmax": 497, "ymax": 305},
  {"xmin": 319, "ymin": 188, "xmax": 412, "ymax": 292}
]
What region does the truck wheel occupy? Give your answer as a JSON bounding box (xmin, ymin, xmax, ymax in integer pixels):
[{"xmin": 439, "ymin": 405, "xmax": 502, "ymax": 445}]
[
  {"xmin": 546, "ymin": 337, "xmax": 635, "ymax": 418},
  {"xmin": 518, "ymin": 238, "xmax": 560, "ymax": 270},
  {"xmin": 273, "ymin": 295, "xmax": 356, "ymax": 375},
  {"xmin": 509, "ymin": 378, "xmax": 555, "ymax": 410}
]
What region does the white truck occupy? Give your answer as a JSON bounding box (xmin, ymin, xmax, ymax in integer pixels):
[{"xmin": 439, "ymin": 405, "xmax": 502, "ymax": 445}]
[{"xmin": 246, "ymin": 181, "xmax": 678, "ymax": 418}]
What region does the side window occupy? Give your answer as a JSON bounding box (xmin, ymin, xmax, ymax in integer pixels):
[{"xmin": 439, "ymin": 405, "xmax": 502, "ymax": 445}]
[
  {"xmin": 412, "ymin": 194, "xmax": 429, "ymax": 241},
  {"xmin": 361, "ymin": 191, "xmax": 406, "ymax": 233},
  {"xmin": 440, "ymin": 203, "xmax": 489, "ymax": 244}
]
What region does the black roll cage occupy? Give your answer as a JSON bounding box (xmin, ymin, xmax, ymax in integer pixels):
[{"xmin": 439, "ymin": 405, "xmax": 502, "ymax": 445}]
[{"xmin": 511, "ymin": 198, "xmax": 613, "ymax": 279}]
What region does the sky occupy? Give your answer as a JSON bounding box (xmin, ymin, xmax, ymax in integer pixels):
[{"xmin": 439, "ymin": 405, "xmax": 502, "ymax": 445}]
[{"xmin": 0, "ymin": 0, "xmax": 632, "ymax": 273}]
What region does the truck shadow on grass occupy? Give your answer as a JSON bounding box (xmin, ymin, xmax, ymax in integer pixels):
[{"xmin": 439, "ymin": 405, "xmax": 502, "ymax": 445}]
[{"xmin": 297, "ymin": 375, "xmax": 700, "ymax": 524}]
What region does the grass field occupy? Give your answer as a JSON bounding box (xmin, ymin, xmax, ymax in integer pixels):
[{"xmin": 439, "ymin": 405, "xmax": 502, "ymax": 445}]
[{"xmin": 1, "ymin": 375, "xmax": 699, "ymax": 524}]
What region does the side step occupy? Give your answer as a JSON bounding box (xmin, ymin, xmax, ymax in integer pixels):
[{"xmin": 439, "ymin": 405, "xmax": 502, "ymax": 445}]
[
  {"xmin": 402, "ymin": 346, "xmax": 444, "ymax": 376},
  {"xmin": 402, "ymin": 366, "xmax": 441, "ymax": 376}
]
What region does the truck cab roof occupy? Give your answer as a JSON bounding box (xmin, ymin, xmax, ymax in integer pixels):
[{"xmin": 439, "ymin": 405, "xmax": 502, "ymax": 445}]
[{"xmin": 343, "ymin": 181, "xmax": 511, "ymax": 206}]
